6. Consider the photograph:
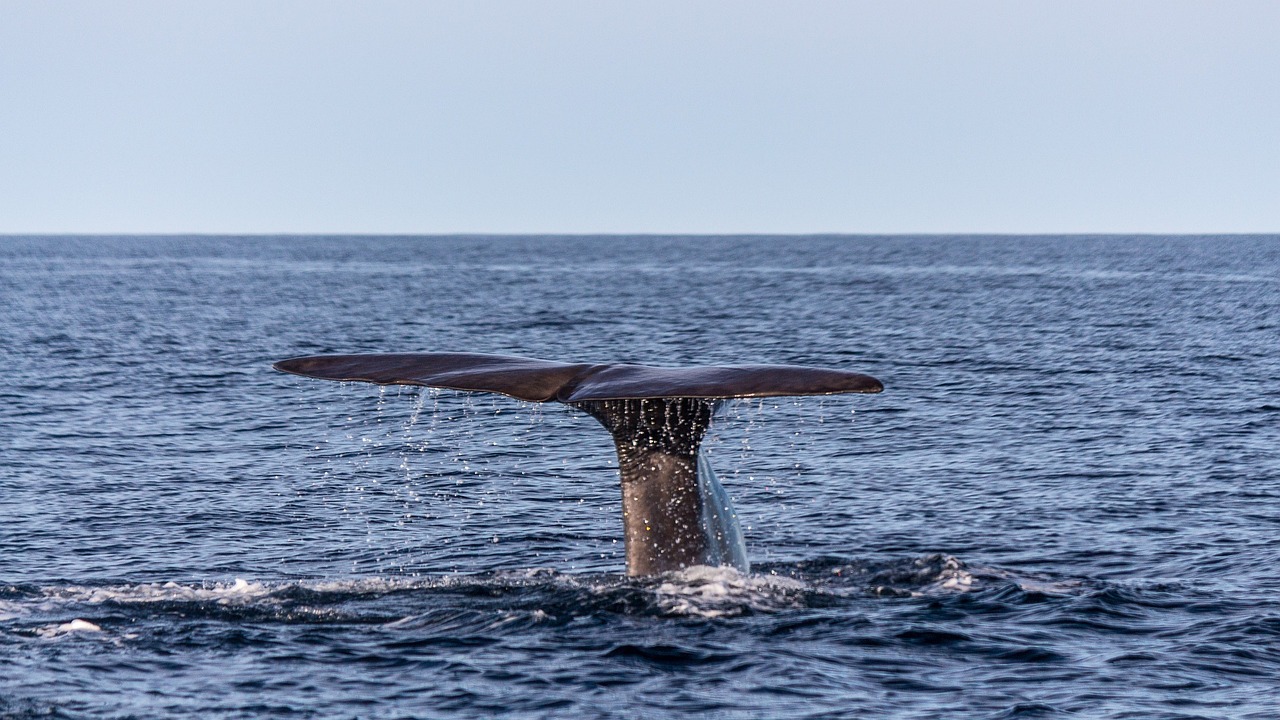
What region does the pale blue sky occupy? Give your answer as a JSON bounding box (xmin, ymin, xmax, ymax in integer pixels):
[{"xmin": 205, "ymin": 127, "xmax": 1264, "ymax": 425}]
[{"xmin": 1, "ymin": 1, "xmax": 1276, "ymax": 234}]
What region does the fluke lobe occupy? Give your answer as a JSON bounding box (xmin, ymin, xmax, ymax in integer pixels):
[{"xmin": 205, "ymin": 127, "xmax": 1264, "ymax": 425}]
[{"xmin": 274, "ymin": 352, "xmax": 883, "ymax": 576}]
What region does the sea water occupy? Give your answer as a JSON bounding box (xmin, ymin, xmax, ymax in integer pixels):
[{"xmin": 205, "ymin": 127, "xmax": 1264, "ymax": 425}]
[{"xmin": 1, "ymin": 235, "xmax": 1277, "ymax": 718}]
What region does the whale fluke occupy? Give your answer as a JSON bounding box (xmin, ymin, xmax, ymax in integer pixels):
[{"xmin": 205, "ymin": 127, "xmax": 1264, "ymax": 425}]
[
  {"xmin": 274, "ymin": 353, "xmax": 586, "ymax": 403},
  {"xmin": 272, "ymin": 352, "xmax": 883, "ymax": 401},
  {"xmin": 274, "ymin": 352, "xmax": 882, "ymax": 575}
]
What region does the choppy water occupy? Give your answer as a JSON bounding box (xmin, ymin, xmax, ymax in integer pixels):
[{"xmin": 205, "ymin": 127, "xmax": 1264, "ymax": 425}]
[{"xmin": 2, "ymin": 235, "xmax": 1278, "ymax": 719}]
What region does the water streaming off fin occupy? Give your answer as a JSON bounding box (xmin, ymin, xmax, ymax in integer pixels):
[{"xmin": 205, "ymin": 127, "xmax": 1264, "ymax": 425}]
[
  {"xmin": 696, "ymin": 450, "xmax": 749, "ymax": 572},
  {"xmin": 302, "ymin": 387, "xmax": 780, "ymax": 576},
  {"xmin": 297, "ymin": 387, "xmax": 625, "ymax": 575}
]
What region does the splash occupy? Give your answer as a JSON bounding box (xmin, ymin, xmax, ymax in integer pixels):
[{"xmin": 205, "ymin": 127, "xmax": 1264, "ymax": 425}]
[
  {"xmin": 2, "ymin": 555, "xmax": 1004, "ymax": 632},
  {"xmin": 653, "ymin": 565, "xmax": 809, "ymax": 617}
]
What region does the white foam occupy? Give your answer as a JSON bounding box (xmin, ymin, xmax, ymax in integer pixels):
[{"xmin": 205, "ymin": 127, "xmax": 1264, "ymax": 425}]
[
  {"xmin": 36, "ymin": 618, "xmax": 102, "ymax": 638},
  {"xmin": 922, "ymin": 556, "xmax": 976, "ymax": 595},
  {"xmin": 43, "ymin": 578, "xmax": 275, "ymax": 605},
  {"xmin": 653, "ymin": 565, "xmax": 809, "ymax": 617},
  {"xmin": 0, "ymin": 601, "xmax": 23, "ymax": 622},
  {"xmin": 303, "ymin": 576, "xmax": 452, "ymax": 594}
]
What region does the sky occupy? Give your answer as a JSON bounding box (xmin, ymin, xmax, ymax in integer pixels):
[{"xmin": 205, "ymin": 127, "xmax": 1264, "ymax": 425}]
[{"xmin": 1, "ymin": 1, "xmax": 1276, "ymax": 234}]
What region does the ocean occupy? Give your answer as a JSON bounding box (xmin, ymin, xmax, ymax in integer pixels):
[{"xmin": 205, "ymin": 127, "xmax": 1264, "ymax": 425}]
[{"xmin": 2, "ymin": 234, "xmax": 1277, "ymax": 718}]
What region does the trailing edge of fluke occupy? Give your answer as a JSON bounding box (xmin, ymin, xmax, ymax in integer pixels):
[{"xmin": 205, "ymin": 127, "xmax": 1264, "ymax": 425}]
[{"xmin": 273, "ymin": 352, "xmax": 883, "ymax": 576}]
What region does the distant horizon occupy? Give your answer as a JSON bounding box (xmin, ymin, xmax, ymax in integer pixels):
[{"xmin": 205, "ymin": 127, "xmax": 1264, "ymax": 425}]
[{"xmin": 3, "ymin": 231, "xmax": 1277, "ymax": 238}]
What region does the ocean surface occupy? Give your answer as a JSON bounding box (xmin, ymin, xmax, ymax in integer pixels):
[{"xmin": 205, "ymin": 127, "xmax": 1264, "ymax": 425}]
[{"xmin": 1, "ymin": 234, "xmax": 1278, "ymax": 719}]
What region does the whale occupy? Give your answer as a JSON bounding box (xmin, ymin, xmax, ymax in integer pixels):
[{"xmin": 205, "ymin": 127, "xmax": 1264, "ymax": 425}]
[{"xmin": 274, "ymin": 352, "xmax": 882, "ymax": 576}]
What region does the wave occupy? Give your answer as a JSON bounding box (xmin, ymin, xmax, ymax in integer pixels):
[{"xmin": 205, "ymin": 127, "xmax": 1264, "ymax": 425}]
[{"xmin": 1, "ymin": 554, "xmax": 1022, "ymax": 637}]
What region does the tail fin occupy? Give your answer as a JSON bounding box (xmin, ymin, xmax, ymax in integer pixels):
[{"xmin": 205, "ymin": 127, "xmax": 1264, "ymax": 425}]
[{"xmin": 275, "ymin": 352, "xmax": 881, "ymax": 575}]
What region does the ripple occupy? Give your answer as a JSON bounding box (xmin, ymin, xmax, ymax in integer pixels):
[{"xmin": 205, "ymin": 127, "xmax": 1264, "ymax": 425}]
[{"xmin": 4, "ymin": 234, "xmax": 1279, "ymax": 718}]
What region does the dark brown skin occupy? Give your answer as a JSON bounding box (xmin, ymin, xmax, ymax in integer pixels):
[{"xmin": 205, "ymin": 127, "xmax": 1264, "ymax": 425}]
[
  {"xmin": 274, "ymin": 352, "xmax": 883, "ymax": 575},
  {"xmin": 574, "ymin": 399, "xmax": 714, "ymax": 575},
  {"xmin": 273, "ymin": 352, "xmax": 883, "ymax": 401},
  {"xmin": 273, "ymin": 353, "xmax": 589, "ymax": 402}
]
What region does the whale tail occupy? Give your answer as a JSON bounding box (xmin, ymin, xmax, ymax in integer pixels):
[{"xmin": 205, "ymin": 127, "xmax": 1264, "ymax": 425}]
[{"xmin": 274, "ymin": 352, "xmax": 881, "ymax": 575}]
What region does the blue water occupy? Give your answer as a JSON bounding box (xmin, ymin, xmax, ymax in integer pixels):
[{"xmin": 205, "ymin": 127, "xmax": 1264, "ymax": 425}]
[{"xmin": 2, "ymin": 235, "xmax": 1278, "ymax": 718}]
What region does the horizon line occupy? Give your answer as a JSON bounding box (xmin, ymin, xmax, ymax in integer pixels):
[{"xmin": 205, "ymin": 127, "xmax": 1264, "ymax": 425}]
[{"xmin": 2, "ymin": 231, "xmax": 1277, "ymax": 239}]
